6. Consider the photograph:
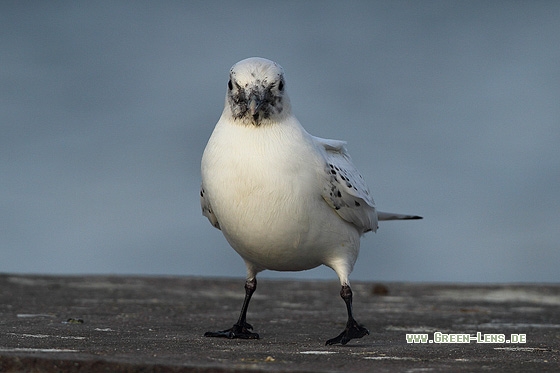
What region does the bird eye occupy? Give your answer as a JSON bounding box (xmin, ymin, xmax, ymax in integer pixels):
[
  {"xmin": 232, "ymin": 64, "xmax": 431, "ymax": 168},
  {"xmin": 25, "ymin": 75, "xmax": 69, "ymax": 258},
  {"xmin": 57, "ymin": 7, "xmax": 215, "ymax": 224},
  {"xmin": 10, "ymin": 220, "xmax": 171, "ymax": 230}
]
[
  {"xmin": 228, "ymin": 79, "xmax": 233, "ymax": 90},
  {"xmin": 278, "ymin": 80, "xmax": 284, "ymax": 91}
]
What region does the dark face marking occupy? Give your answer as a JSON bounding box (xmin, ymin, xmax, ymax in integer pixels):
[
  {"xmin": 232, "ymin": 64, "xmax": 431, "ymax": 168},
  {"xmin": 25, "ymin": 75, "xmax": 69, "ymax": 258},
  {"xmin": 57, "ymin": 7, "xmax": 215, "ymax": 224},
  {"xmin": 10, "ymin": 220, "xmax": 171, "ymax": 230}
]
[{"xmin": 227, "ymin": 76, "xmax": 285, "ymax": 126}]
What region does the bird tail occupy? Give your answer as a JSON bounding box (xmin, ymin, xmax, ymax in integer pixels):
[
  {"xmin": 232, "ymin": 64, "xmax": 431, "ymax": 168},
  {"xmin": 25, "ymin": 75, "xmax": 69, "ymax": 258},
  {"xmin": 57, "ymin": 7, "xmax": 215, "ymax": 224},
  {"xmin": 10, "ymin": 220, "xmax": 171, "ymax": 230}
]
[{"xmin": 377, "ymin": 211, "xmax": 423, "ymax": 221}]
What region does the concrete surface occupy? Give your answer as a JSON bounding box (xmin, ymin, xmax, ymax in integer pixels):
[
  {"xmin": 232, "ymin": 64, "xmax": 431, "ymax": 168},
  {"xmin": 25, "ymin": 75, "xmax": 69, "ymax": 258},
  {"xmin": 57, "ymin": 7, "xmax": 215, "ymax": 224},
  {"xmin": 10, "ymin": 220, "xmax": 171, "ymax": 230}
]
[{"xmin": 0, "ymin": 274, "xmax": 558, "ymax": 372}]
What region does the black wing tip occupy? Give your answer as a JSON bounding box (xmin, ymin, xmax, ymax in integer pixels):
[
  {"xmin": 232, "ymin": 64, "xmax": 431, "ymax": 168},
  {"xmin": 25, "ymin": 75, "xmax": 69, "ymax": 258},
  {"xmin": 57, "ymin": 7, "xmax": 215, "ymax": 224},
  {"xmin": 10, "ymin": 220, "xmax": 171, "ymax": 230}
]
[{"xmin": 405, "ymin": 215, "xmax": 423, "ymax": 220}]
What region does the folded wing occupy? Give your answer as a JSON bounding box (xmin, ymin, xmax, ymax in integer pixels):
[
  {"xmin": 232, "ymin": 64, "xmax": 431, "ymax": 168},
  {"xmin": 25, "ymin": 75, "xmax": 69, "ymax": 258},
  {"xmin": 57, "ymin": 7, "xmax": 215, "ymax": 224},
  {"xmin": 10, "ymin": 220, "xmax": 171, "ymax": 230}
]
[
  {"xmin": 200, "ymin": 185, "xmax": 220, "ymax": 229},
  {"xmin": 317, "ymin": 137, "xmax": 378, "ymax": 234}
]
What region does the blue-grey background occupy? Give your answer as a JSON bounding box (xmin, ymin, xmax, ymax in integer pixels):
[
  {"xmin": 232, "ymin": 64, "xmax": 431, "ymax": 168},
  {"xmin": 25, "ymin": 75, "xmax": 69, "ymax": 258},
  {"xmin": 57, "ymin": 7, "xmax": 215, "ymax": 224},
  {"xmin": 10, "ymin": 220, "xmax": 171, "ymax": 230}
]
[{"xmin": 2, "ymin": 1, "xmax": 559, "ymax": 283}]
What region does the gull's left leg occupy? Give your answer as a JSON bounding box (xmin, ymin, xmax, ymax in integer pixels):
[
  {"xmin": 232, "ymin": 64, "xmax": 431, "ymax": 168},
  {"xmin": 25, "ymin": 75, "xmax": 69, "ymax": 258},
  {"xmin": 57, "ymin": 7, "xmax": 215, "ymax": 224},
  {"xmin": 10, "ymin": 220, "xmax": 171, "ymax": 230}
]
[
  {"xmin": 325, "ymin": 284, "xmax": 369, "ymax": 345},
  {"xmin": 204, "ymin": 277, "xmax": 259, "ymax": 339}
]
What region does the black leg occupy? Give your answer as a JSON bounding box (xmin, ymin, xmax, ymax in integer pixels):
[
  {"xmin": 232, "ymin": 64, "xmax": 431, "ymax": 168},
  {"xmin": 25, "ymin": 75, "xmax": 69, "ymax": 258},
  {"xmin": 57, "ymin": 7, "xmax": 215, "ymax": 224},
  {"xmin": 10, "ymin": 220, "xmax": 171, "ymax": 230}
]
[
  {"xmin": 204, "ymin": 277, "xmax": 259, "ymax": 339},
  {"xmin": 325, "ymin": 284, "xmax": 369, "ymax": 345}
]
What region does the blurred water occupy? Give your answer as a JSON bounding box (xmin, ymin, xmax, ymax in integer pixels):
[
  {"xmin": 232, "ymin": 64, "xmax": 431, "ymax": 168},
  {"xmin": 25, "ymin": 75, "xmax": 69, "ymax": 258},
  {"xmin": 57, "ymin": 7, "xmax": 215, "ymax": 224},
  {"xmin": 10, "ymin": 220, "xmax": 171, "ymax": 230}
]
[{"xmin": 1, "ymin": 1, "xmax": 559, "ymax": 282}]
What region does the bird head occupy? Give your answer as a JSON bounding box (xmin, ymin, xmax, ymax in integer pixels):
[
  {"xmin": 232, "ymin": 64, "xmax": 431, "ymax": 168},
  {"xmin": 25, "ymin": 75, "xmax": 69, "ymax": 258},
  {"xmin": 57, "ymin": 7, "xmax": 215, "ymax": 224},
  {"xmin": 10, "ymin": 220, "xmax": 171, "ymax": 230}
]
[{"xmin": 225, "ymin": 57, "xmax": 290, "ymax": 126}]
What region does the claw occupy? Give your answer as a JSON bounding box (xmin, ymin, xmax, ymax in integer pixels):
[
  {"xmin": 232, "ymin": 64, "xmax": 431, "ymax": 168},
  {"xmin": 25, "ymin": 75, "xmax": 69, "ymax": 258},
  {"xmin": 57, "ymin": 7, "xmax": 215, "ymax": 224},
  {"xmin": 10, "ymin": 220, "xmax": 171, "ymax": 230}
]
[
  {"xmin": 205, "ymin": 322, "xmax": 259, "ymax": 340},
  {"xmin": 325, "ymin": 320, "xmax": 369, "ymax": 345}
]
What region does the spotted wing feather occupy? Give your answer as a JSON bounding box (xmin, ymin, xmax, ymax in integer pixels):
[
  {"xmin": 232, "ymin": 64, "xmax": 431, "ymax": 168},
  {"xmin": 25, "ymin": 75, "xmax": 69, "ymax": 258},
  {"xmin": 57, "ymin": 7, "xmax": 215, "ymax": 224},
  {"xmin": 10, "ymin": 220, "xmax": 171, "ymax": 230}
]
[
  {"xmin": 200, "ymin": 185, "xmax": 220, "ymax": 229},
  {"xmin": 317, "ymin": 138, "xmax": 378, "ymax": 233}
]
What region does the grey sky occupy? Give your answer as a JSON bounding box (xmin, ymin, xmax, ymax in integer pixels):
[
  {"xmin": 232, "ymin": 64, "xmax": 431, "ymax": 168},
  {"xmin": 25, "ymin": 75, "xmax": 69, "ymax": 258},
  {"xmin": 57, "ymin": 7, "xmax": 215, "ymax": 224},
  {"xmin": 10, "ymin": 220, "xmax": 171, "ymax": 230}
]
[{"xmin": 2, "ymin": 1, "xmax": 559, "ymax": 282}]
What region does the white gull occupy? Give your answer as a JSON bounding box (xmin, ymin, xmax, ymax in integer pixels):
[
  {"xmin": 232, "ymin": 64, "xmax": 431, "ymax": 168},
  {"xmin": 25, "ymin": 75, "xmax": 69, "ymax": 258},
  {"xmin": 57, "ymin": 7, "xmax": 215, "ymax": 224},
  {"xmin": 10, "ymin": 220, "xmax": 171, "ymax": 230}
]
[{"xmin": 201, "ymin": 57, "xmax": 421, "ymax": 345}]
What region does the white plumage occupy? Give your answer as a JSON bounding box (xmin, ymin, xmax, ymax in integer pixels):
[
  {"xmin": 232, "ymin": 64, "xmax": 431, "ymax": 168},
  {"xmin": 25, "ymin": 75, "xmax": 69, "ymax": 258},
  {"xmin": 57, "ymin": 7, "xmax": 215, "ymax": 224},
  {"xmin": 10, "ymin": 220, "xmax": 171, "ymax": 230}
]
[{"xmin": 201, "ymin": 57, "xmax": 421, "ymax": 345}]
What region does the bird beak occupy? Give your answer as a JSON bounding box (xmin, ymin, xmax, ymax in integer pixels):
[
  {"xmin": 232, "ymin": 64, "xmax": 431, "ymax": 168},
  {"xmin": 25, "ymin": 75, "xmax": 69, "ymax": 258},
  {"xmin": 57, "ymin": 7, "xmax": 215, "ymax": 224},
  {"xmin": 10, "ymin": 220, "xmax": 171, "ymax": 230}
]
[{"xmin": 248, "ymin": 95, "xmax": 262, "ymax": 118}]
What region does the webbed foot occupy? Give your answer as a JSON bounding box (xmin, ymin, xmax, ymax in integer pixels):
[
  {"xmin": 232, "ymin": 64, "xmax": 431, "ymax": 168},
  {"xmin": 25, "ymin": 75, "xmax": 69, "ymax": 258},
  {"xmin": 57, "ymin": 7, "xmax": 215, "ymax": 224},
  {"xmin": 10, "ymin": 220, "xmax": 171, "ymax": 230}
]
[
  {"xmin": 204, "ymin": 322, "xmax": 259, "ymax": 339},
  {"xmin": 325, "ymin": 319, "xmax": 369, "ymax": 345}
]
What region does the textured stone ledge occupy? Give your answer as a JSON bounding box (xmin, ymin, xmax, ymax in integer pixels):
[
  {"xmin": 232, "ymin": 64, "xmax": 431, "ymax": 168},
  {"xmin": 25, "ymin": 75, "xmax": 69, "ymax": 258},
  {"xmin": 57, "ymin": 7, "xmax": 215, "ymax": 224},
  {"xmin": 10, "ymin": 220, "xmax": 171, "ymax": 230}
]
[{"xmin": 0, "ymin": 275, "xmax": 558, "ymax": 372}]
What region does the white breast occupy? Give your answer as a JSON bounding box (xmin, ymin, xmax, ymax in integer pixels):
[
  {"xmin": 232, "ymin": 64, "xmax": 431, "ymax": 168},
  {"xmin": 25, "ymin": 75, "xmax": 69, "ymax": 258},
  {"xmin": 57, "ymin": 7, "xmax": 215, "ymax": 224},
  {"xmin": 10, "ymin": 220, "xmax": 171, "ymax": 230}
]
[{"xmin": 201, "ymin": 115, "xmax": 360, "ymax": 272}]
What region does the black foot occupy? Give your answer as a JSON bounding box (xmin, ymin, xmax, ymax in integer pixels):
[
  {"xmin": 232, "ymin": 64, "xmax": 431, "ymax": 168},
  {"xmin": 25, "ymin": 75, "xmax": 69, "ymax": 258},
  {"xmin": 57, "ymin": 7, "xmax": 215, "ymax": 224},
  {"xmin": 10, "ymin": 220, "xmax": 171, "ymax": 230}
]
[
  {"xmin": 204, "ymin": 322, "xmax": 259, "ymax": 340},
  {"xmin": 325, "ymin": 319, "xmax": 369, "ymax": 345}
]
